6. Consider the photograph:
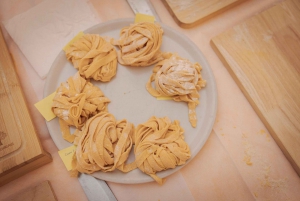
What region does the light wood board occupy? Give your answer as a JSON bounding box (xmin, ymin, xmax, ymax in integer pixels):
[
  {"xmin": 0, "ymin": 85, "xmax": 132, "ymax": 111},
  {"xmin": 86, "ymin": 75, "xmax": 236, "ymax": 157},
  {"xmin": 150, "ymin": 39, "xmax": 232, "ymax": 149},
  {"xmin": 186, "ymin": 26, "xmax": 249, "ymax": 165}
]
[
  {"xmin": 211, "ymin": 0, "xmax": 300, "ymax": 175},
  {"xmin": 0, "ymin": 27, "xmax": 52, "ymax": 186},
  {"xmin": 7, "ymin": 180, "xmax": 57, "ymax": 201},
  {"xmin": 162, "ymin": 0, "xmax": 245, "ymax": 28}
]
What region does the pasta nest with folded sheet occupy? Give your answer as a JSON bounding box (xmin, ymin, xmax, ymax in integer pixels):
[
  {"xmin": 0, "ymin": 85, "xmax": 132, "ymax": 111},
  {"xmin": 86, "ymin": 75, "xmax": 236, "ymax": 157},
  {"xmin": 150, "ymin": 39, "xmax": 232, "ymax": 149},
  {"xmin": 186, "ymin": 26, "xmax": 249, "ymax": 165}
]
[
  {"xmin": 51, "ymin": 72, "xmax": 110, "ymax": 143},
  {"xmin": 65, "ymin": 34, "xmax": 118, "ymax": 82},
  {"xmin": 112, "ymin": 21, "xmax": 165, "ymax": 66},
  {"xmin": 134, "ymin": 116, "xmax": 191, "ymax": 185},
  {"xmin": 71, "ymin": 112, "xmax": 136, "ymax": 176}
]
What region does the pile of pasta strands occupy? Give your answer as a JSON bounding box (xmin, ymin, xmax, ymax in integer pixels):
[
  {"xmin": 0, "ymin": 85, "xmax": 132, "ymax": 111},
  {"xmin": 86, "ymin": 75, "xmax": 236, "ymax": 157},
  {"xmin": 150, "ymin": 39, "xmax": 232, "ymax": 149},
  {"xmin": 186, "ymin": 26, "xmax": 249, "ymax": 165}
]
[
  {"xmin": 71, "ymin": 112, "xmax": 136, "ymax": 175},
  {"xmin": 112, "ymin": 22, "xmax": 164, "ymax": 67},
  {"xmin": 52, "ymin": 72, "xmax": 110, "ymax": 143},
  {"xmin": 66, "ymin": 34, "xmax": 117, "ymax": 82},
  {"xmin": 134, "ymin": 116, "xmax": 191, "ymax": 185},
  {"xmin": 146, "ymin": 54, "xmax": 206, "ymax": 127}
]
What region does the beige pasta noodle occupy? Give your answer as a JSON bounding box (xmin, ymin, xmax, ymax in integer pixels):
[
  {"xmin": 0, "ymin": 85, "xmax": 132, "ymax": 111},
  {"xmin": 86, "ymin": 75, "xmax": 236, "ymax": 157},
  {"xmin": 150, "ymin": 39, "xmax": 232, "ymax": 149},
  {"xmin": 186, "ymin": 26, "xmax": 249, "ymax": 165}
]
[
  {"xmin": 52, "ymin": 72, "xmax": 110, "ymax": 143},
  {"xmin": 112, "ymin": 22, "xmax": 164, "ymax": 67},
  {"xmin": 66, "ymin": 34, "xmax": 117, "ymax": 82},
  {"xmin": 134, "ymin": 116, "xmax": 191, "ymax": 185},
  {"xmin": 71, "ymin": 112, "xmax": 136, "ymax": 175},
  {"xmin": 146, "ymin": 54, "xmax": 206, "ymax": 127}
]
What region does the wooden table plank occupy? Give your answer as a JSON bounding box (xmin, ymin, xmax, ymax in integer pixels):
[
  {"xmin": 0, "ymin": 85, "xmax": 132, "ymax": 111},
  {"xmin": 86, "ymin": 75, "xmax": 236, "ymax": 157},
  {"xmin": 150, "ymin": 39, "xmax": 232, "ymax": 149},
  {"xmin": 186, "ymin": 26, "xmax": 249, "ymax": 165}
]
[{"xmin": 211, "ymin": 0, "xmax": 300, "ymax": 176}]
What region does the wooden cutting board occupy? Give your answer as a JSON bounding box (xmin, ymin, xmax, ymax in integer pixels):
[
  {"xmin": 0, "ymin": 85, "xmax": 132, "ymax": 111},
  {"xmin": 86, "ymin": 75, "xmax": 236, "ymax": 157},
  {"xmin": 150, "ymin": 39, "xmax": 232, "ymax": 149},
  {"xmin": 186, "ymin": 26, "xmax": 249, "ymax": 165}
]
[
  {"xmin": 0, "ymin": 27, "xmax": 52, "ymax": 186},
  {"xmin": 162, "ymin": 0, "xmax": 245, "ymax": 28},
  {"xmin": 211, "ymin": 0, "xmax": 300, "ymax": 176}
]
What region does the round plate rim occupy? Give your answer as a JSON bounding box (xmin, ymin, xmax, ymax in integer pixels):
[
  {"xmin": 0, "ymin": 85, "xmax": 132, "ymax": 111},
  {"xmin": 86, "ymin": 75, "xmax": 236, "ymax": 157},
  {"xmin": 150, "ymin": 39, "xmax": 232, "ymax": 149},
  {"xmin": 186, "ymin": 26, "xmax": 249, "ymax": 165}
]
[{"xmin": 44, "ymin": 18, "xmax": 217, "ymax": 184}]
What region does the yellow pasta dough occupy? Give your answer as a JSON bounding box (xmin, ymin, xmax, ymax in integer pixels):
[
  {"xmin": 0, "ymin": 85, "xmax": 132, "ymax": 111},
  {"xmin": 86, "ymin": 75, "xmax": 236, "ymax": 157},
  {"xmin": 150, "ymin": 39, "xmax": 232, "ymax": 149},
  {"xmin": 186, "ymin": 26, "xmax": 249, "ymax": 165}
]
[
  {"xmin": 66, "ymin": 34, "xmax": 117, "ymax": 82},
  {"xmin": 72, "ymin": 112, "xmax": 136, "ymax": 174},
  {"xmin": 52, "ymin": 72, "xmax": 110, "ymax": 143},
  {"xmin": 112, "ymin": 22, "xmax": 164, "ymax": 67},
  {"xmin": 134, "ymin": 116, "xmax": 191, "ymax": 185},
  {"xmin": 146, "ymin": 54, "xmax": 206, "ymax": 127}
]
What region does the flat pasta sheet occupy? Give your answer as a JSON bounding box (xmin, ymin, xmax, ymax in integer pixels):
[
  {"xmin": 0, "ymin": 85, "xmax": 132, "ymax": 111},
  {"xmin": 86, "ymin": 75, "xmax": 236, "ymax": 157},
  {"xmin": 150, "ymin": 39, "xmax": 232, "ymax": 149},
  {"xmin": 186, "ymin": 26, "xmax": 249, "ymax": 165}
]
[{"xmin": 45, "ymin": 18, "xmax": 217, "ymax": 184}]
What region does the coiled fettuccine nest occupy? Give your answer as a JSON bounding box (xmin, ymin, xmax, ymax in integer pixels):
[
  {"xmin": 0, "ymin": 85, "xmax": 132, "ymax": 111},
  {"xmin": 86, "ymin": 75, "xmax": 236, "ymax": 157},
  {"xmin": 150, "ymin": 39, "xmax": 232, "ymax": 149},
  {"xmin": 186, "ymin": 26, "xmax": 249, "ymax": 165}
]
[
  {"xmin": 112, "ymin": 22, "xmax": 164, "ymax": 66},
  {"xmin": 134, "ymin": 116, "xmax": 190, "ymax": 185},
  {"xmin": 52, "ymin": 72, "xmax": 110, "ymax": 142},
  {"xmin": 66, "ymin": 34, "xmax": 117, "ymax": 82},
  {"xmin": 146, "ymin": 54, "xmax": 206, "ymax": 127},
  {"xmin": 71, "ymin": 112, "xmax": 136, "ymax": 175}
]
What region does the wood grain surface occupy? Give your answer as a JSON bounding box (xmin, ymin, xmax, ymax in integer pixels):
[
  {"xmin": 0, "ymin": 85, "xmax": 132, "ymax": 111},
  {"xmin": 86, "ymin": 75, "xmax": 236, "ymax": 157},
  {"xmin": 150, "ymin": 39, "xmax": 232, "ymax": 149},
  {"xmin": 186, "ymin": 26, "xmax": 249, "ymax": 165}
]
[
  {"xmin": 162, "ymin": 0, "xmax": 245, "ymax": 28},
  {"xmin": 7, "ymin": 180, "xmax": 58, "ymax": 201},
  {"xmin": 211, "ymin": 0, "xmax": 300, "ymax": 175},
  {"xmin": 0, "ymin": 27, "xmax": 52, "ymax": 186}
]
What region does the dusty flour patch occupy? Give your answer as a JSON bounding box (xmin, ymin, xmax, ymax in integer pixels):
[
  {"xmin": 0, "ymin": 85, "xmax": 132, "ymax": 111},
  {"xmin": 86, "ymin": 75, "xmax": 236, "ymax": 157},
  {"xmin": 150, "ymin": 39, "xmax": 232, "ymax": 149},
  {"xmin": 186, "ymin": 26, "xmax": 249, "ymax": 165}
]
[
  {"xmin": 259, "ymin": 166, "xmax": 287, "ymax": 188},
  {"xmin": 256, "ymin": 165, "xmax": 290, "ymax": 200},
  {"xmin": 242, "ymin": 133, "xmax": 255, "ymax": 166},
  {"xmin": 242, "ymin": 129, "xmax": 272, "ymax": 166},
  {"xmin": 238, "ymin": 128, "xmax": 290, "ymax": 200},
  {"xmin": 257, "ymin": 129, "xmax": 271, "ymax": 142}
]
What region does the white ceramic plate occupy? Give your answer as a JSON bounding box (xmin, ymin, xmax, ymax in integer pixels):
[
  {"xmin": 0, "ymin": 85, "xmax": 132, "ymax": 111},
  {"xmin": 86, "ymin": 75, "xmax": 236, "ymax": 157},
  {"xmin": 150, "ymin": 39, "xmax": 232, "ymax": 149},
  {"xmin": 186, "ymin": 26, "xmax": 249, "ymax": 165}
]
[{"xmin": 44, "ymin": 18, "xmax": 217, "ymax": 184}]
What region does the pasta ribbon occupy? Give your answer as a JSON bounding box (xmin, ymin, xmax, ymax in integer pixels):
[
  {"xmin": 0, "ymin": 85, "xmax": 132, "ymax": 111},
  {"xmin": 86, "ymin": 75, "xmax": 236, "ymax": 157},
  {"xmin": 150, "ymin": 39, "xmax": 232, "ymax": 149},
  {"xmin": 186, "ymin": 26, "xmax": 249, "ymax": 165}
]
[
  {"xmin": 72, "ymin": 112, "xmax": 136, "ymax": 174},
  {"xmin": 52, "ymin": 72, "xmax": 110, "ymax": 142},
  {"xmin": 112, "ymin": 22, "xmax": 164, "ymax": 67},
  {"xmin": 134, "ymin": 116, "xmax": 191, "ymax": 185},
  {"xmin": 66, "ymin": 34, "xmax": 117, "ymax": 82},
  {"xmin": 146, "ymin": 54, "xmax": 206, "ymax": 127}
]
